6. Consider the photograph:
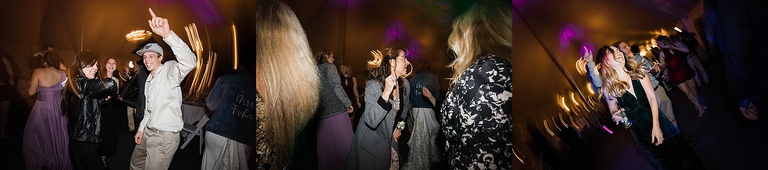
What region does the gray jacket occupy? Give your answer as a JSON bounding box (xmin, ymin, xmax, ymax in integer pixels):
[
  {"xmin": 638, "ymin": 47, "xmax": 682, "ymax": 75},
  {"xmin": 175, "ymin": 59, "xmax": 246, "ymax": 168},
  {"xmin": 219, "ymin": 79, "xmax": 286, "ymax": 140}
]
[
  {"xmin": 317, "ymin": 62, "xmax": 353, "ymax": 119},
  {"xmin": 346, "ymin": 79, "xmax": 410, "ymax": 169}
]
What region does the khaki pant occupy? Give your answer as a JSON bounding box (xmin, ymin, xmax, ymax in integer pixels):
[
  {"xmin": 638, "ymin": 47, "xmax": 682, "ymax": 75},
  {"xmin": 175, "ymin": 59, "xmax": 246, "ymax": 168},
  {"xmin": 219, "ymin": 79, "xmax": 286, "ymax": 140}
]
[
  {"xmin": 127, "ymin": 106, "xmax": 136, "ymax": 131},
  {"xmin": 130, "ymin": 128, "xmax": 180, "ymax": 170},
  {"xmin": 655, "ymin": 86, "xmax": 678, "ymax": 128}
]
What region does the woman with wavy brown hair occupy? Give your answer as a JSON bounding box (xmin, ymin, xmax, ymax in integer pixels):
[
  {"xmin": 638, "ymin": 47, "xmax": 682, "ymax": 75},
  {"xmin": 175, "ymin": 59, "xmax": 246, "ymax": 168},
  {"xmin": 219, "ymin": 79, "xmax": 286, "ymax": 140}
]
[
  {"xmin": 595, "ymin": 45, "xmax": 702, "ymax": 169},
  {"xmin": 440, "ymin": 0, "xmax": 512, "ymax": 169},
  {"xmin": 255, "ymin": 0, "xmax": 321, "ymax": 168},
  {"xmin": 347, "ymin": 48, "xmax": 411, "ymax": 170}
]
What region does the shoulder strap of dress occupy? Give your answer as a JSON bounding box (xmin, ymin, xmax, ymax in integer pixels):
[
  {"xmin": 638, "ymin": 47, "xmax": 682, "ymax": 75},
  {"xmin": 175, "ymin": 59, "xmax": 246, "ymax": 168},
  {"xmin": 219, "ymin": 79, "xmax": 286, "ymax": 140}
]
[{"xmin": 59, "ymin": 70, "xmax": 67, "ymax": 83}]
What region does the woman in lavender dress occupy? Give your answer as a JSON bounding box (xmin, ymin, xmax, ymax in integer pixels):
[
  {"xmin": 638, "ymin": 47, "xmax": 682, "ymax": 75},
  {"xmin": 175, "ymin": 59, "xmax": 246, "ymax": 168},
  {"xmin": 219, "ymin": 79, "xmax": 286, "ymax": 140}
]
[{"xmin": 23, "ymin": 52, "xmax": 72, "ymax": 170}]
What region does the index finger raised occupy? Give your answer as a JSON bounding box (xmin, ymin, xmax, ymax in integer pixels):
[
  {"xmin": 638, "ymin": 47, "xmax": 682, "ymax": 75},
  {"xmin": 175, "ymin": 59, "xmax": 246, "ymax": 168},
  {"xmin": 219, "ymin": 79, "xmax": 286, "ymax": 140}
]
[{"xmin": 149, "ymin": 8, "xmax": 157, "ymax": 18}]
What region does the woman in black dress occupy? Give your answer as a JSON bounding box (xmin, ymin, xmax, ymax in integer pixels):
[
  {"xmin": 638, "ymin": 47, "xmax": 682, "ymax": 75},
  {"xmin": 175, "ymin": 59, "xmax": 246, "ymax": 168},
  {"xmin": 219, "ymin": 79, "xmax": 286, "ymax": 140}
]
[{"xmin": 596, "ymin": 45, "xmax": 703, "ymax": 169}]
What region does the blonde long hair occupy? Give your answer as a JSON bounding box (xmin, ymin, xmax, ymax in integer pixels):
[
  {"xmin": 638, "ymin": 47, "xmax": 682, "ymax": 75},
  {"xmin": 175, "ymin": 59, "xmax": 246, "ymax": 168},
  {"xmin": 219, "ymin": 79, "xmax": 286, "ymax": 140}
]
[
  {"xmin": 255, "ymin": 0, "xmax": 320, "ymax": 167},
  {"xmin": 447, "ymin": 0, "xmax": 512, "ymax": 85},
  {"xmin": 595, "ymin": 46, "xmax": 646, "ymax": 98}
]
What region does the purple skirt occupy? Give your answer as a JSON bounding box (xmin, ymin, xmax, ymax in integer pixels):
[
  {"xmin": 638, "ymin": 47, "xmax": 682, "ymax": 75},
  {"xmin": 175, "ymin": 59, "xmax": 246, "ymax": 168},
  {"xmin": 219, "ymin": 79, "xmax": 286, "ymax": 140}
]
[
  {"xmin": 24, "ymin": 98, "xmax": 72, "ymax": 170},
  {"xmin": 317, "ymin": 111, "xmax": 354, "ymax": 170}
]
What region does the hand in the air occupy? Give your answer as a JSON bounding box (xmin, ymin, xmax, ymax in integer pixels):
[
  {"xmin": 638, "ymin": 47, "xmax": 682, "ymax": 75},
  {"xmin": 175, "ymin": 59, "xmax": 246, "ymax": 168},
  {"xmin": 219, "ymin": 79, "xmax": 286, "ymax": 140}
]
[{"xmin": 147, "ymin": 8, "xmax": 171, "ymax": 38}]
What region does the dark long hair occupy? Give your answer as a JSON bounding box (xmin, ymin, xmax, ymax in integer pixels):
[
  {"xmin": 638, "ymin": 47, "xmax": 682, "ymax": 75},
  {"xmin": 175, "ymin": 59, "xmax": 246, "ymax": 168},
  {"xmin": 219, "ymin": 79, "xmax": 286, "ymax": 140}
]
[
  {"xmin": 67, "ymin": 51, "xmax": 101, "ymax": 99},
  {"xmin": 103, "ymin": 57, "xmax": 126, "ymax": 85},
  {"xmin": 41, "ymin": 52, "xmax": 63, "ymax": 69}
]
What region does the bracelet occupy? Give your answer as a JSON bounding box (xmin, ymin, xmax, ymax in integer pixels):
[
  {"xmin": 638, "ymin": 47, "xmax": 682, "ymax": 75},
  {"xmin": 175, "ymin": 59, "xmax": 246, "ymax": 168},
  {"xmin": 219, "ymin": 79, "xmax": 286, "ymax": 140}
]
[{"xmin": 396, "ymin": 121, "xmax": 406, "ymax": 130}]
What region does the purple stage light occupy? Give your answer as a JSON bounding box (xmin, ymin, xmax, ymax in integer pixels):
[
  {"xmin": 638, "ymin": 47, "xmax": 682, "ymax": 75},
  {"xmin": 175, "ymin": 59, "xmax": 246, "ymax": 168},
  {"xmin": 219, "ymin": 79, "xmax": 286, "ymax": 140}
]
[
  {"xmin": 406, "ymin": 39, "xmax": 421, "ymax": 60},
  {"xmin": 184, "ymin": 0, "xmax": 222, "ymax": 25},
  {"xmin": 559, "ymin": 23, "xmax": 585, "ymax": 50},
  {"xmin": 383, "ymin": 20, "xmax": 405, "ymax": 43}
]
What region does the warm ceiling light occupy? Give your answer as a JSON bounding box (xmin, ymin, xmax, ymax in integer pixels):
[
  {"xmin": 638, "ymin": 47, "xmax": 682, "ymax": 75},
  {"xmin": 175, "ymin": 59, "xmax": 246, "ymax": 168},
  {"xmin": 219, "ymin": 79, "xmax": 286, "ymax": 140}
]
[{"xmin": 126, "ymin": 30, "xmax": 152, "ymax": 42}]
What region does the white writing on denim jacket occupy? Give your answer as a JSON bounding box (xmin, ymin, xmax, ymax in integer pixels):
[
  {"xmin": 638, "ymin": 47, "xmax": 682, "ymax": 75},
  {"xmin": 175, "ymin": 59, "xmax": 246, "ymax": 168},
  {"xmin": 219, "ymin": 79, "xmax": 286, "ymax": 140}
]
[{"xmin": 230, "ymin": 92, "xmax": 255, "ymax": 121}]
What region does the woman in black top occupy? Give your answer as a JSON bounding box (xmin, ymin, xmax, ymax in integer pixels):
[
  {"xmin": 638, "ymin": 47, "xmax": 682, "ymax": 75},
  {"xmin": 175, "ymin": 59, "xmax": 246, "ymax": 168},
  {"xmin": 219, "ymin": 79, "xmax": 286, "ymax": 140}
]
[
  {"xmin": 66, "ymin": 51, "xmax": 117, "ymax": 170},
  {"xmin": 440, "ymin": 0, "xmax": 513, "ymax": 169}
]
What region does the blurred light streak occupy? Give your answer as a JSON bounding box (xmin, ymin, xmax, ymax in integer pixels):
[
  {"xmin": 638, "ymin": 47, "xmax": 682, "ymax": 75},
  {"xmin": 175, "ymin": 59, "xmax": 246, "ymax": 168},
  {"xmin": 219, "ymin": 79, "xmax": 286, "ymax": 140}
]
[
  {"xmin": 587, "ymin": 82, "xmax": 595, "ymax": 95},
  {"xmin": 560, "ymin": 96, "xmax": 570, "ymax": 112},
  {"xmin": 570, "ymin": 92, "xmax": 579, "ymax": 106},
  {"xmin": 602, "ymin": 125, "xmax": 614, "ymax": 134},
  {"xmin": 575, "ymin": 58, "xmax": 587, "ymax": 75},
  {"xmin": 513, "ymin": 149, "xmax": 524, "ymax": 164},
  {"xmin": 182, "ymin": 23, "xmax": 216, "ymax": 103},
  {"xmin": 571, "ymin": 116, "xmax": 581, "ymax": 130},
  {"xmin": 543, "ymin": 119, "xmax": 555, "ymax": 136},
  {"xmin": 232, "ymin": 24, "xmax": 238, "ymax": 70},
  {"xmin": 559, "ymin": 113, "xmax": 569, "ymax": 128},
  {"xmin": 552, "ymin": 117, "xmax": 561, "ymax": 131},
  {"xmin": 185, "ymin": 23, "xmax": 204, "ymax": 98}
]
